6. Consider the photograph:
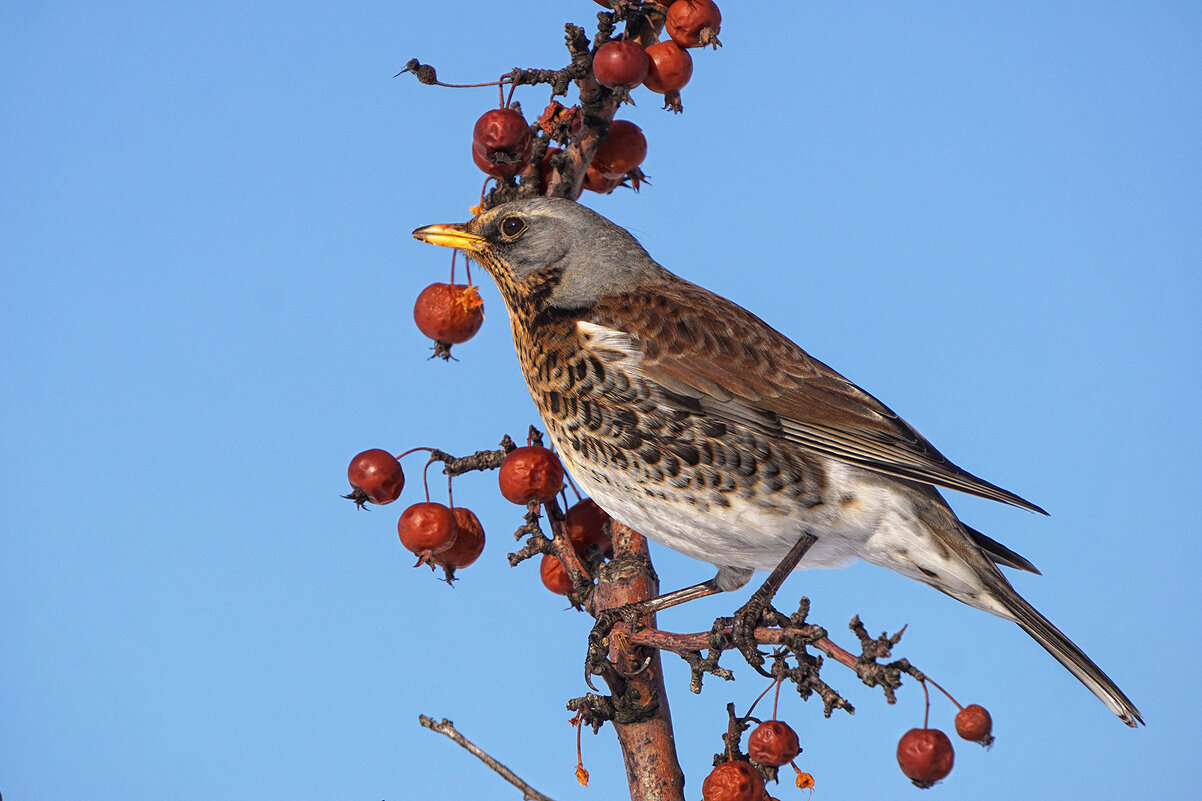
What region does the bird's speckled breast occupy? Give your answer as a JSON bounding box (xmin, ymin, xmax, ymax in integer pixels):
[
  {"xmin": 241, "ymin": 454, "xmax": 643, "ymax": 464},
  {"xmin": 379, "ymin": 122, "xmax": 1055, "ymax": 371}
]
[{"xmin": 505, "ymin": 305, "xmax": 885, "ymax": 571}]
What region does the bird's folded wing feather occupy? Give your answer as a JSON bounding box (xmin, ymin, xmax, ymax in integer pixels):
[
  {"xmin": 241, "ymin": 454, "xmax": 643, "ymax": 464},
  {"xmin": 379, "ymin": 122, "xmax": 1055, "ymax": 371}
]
[{"xmin": 584, "ymin": 280, "xmax": 1046, "ymax": 515}]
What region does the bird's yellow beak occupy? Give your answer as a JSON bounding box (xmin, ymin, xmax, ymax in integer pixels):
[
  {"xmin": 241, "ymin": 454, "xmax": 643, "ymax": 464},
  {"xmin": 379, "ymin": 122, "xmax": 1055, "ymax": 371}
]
[{"xmin": 412, "ymin": 223, "xmax": 487, "ymax": 254}]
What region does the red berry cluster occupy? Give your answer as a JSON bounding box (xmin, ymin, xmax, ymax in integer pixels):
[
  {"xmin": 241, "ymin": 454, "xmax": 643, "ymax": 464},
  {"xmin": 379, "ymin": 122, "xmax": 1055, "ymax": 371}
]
[
  {"xmin": 616, "ymin": 0, "xmax": 721, "ymax": 108},
  {"xmin": 702, "ymin": 680, "xmax": 812, "ymax": 801},
  {"xmin": 344, "ymin": 448, "xmax": 486, "ymax": 577},
  {"xmin": 539, "ymin": 497, "xmax": 613, "ymax": 596},
  {"xmin": 701, "ymin": 725, "xmax": 812, "ymax": 800},
  {"xmin": 344, "ymin": 438, "xmax": 611, "ymax": 597},
  {"xmin": 410, "ymin": 2, "xmax": 727, "ymax": 357},
  {"xmin": 497, "ymin": 445, "xmax": 613, "ymax": 597},
  {"xmin": 462, "ymin": 0, "xmax": 723, "ymax": 196},
  {"xmin": 471, "ymin": 102, "xmax": 650, "ymax": 196},
  {"xmin": 896, "ymin": 680, "xmax": 995, "ymax": 788}
]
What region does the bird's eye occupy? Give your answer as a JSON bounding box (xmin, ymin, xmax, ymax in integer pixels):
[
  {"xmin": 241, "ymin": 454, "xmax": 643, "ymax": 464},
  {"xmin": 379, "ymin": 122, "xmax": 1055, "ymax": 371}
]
[{"xmin": 500, "ymin": 216, "xmax": 526, "ymax": 238}]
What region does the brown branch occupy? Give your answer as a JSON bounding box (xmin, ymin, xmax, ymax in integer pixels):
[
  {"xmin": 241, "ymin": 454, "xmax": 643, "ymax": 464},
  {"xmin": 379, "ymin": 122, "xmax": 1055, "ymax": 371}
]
[
  {"xmin": 419, "ymin": 715, "xmax": 557, "ymax": 801},
  {"xmin": 402, "ymin": 2, "xmax": 673, "ymax": 209},
  {"xmin": 589, "ymin": 522, "xmax": 686, "ymax": 801},
  {"xmin": 630, "ymin": 627, "xmax": 860, "ymax": 673},
  {"xmin": 427, "ymin": 435, "xmax": 516, "ymax": 477}
]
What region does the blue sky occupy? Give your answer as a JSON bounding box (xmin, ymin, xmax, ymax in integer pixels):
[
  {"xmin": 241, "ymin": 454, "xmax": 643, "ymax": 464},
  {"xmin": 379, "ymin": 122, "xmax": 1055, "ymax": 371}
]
[{"xmin": 2, "ymin": 2, "xmax": 1199, "ymax": 799}]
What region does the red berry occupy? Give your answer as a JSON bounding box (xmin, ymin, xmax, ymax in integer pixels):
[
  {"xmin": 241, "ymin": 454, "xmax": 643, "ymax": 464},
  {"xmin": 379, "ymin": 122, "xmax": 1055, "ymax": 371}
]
[
  {"xmin": 434, "ymin": 507, "xmax": 486, "ymax": 569},
  {"xmin": 539, "ymin": 553, "xmax": 574, "ymax": 595},
  {"xmin": 413, "ymin": 283, "xmax": 484, "ymax": 345},
  {"xmin": 565, "ymin": 498, "xmax": 612, "ymax": 557},
  {"xmin": 747, "ymin": 720, "xmax": 801, "ymax": 767},
  {"xmin": 582, "ymin": 164, "xmax": 621, "ymax": 194},
  {"xmin": 701, "ymin": 761, "xmax": 764, "ymax": 801},
  {"xmin": 591, "ymin": 120, "xmax": 647, "ymax": 178},
  {"xmin": 498, "ymin": 446, "xmax": 564, "ymax": 505},
  {"xmin": 471, "ymin": 108, "xmax": 533, "ymax": 178},
  {"xmin": 954, "ymin": 704, "xmax": 994, "ymax": 745},
  {"xmin": 346, "ymin": 449, "xmax": 405, "ymax": 505},
  {"xmin": 643, "ymin": 40, "xmax": 693, "ymax": 93},
  {"xmin": 471, "ymin": 146, "xmax": 517, "ymax": 179},
  {"xmin": 593, "ymin": 40, "xmax": 650, "ymax": 89},
  {"xmin": 897, "ymin": 728, "xmax": 954, "ymax": 788},
  {"xmin": 397, "ymin": 502, "xmax": 458, "ymax": 557},
  {"xmin": 666, "ymin": 0, "xmax": 722, "ymax": 49}
]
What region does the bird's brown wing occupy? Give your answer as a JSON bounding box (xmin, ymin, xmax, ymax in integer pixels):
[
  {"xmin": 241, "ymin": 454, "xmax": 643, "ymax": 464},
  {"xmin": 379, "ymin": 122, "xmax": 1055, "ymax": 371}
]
[{"xmin": 585, "ymin": 279, "xmax": 1047, "ymax": 514}]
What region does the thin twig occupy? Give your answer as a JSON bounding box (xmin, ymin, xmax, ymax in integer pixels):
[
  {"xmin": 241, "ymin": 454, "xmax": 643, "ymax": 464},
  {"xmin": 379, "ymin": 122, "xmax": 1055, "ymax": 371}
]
[
  {"xmin": 419, "ymin": 715, "xmax": 557, "ymax": 801},
  {"xmin": 630, "ymin": 627, "xmax": 860, "ymax": 672}
]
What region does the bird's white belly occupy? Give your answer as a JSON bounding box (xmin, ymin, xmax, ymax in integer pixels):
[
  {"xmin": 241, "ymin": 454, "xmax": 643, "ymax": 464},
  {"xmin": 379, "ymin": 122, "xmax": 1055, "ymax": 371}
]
[
  {"xmin": 563, "ymin": 453, "xmax": 899, "ymax": 573},
  {"xmin": 545, "ymin": 420, "xmax": 998, "ymax": 611}
]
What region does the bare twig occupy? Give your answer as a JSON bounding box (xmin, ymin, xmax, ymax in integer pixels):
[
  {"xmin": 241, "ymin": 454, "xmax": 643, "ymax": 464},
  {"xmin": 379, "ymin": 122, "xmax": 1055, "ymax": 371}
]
[
  {"xmin": 427, "ymin": 434, "xmax": 517, "ymax": 477},
  {"xmin": 629, "ymin": 615, "xmax": 912, "ymax": 715},
  {"xmin": 630, "ymin": 627, "xmax": 859, "ymax": 672},
  {"xmin": 419, "ymin": 715, "xmax": 557, "ymax": 801}
]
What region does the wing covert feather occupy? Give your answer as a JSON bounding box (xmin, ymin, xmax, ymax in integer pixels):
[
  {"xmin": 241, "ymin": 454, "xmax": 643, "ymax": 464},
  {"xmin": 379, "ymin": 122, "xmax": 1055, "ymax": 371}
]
[{"xmin": 582, "ymin": 279, "xmax": 1046, "ymax": 514}]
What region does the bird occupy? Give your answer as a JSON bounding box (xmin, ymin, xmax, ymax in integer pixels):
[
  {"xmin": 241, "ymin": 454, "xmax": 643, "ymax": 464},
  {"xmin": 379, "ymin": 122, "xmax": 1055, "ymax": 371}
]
[{"xmin": 412, "ymin": 196, "xmax": 1142, "ymax": 727}]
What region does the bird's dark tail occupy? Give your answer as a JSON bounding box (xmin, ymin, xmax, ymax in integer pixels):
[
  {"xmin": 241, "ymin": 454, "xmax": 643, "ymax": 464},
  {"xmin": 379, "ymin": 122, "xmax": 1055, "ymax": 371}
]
[{"xmin": 996, "ymin": 583, "xmax": 1143, "ymax": 727}]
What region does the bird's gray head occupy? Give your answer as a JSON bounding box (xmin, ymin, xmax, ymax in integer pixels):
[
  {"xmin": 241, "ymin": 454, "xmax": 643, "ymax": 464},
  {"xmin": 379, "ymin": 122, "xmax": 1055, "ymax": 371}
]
[{"xmin": 413, "ymin": 197, "xmax": 668, "ymax": 312}]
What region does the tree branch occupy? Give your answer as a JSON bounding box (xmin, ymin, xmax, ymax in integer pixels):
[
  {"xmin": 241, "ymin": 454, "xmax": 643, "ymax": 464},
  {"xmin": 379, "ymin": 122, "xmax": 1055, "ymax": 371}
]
[
  {"xmin": 630, "ymin": 626, "xmax": 860, "ymax": 672},
  {"xmin": 588, "ymin": 522, "xmax": 687, "ymax": 801},
  {"xmin": 419, "ymin": 715, "xmax": 557, "ymax": 801}
]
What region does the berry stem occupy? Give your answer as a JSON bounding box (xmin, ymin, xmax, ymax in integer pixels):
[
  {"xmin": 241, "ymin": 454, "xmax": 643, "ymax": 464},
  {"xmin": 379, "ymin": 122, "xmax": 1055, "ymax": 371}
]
[
  {"xmin": 395, "ymin": 446, "xmax": 435, "ymax": 461},
  {"xmin": 923, "ymin": 675, "xmax": 965, "ymax": 712},
  {"xmin": 421, "ymin": 455, "xmax": 438, "ymax": 504},
  {"xmin": 433, "ymin": 79, "xmax": 507, "ymax": 88},
  {"xmin": 564, "ymin": 472, "xmax": 584, "ymax": 502},
  {"xmin": 744, "ymin": 676, "xmax": 781, "ymax": 720},
  {"xmin": 394, "ymin": 60, "xmax": 511, "ymax": 89},
  {"xmin": 574, "ymin": 711, "xmax": 587, "ymax": 782},
  {"xmin": 921, "ymin": 678, "xmax": 931, "ymax": 729}
]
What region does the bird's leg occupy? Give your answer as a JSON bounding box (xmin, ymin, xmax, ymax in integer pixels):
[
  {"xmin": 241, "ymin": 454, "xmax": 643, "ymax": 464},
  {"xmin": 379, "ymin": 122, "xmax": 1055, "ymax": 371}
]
[
  {"xmin": 729, "ymin": 530, "xmax": 818, "ymax": 672},
  {"xmin": 589, "ymin": 531, "xmax": 817, "ymax": 682},
  {"xmin": 633, "ymin": 576, "xmax": 726, "ymax": 614},
  {"xmin": 586, "ymin": 569, "xmax": 743, "ymax": 661},
  {"xmin": 586, "ymin": 577, "xmax": 726, "ymax": 685}
]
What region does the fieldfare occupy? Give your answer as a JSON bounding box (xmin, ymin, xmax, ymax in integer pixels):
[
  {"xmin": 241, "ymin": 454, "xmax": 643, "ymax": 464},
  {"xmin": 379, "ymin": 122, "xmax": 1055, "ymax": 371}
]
[{"xmin": 413, "ymin": 197, "xmax": 1142, "ymax": 727}]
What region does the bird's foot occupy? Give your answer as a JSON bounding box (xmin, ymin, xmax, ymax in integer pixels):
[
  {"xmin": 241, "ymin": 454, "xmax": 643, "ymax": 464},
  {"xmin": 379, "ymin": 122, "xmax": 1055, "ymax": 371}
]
[
  {"xmin": 585, "ymin": 602, "xmax": 648, "ymax": 688},
  {"xmin": 726, "ymin": 591, "xmax": 791, "ymax": 677},
  {"xmin": 723, "ymin": 531, "xmax": 817, "ymax": 675}
]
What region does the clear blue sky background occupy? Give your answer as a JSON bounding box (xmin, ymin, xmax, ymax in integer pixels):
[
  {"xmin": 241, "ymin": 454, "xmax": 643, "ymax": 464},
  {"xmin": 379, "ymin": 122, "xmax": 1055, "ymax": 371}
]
[{"xmin": 3, "ymin": 2, "xmax": 1199, "ymax": 799}]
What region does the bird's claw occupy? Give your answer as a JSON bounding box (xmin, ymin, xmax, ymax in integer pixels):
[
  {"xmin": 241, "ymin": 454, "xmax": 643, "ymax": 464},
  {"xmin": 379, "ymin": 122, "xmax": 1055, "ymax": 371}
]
[
  {"xmin": 731, "ymin": 598, "xmax": 771, "ymax": 675},
  {"xmin": 728, "ymin": 592, "xmax": 792, "ymax": 677},
  {"xmin": 585, "ymin": 603, "xmax": 647, "ymax": 689}
]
